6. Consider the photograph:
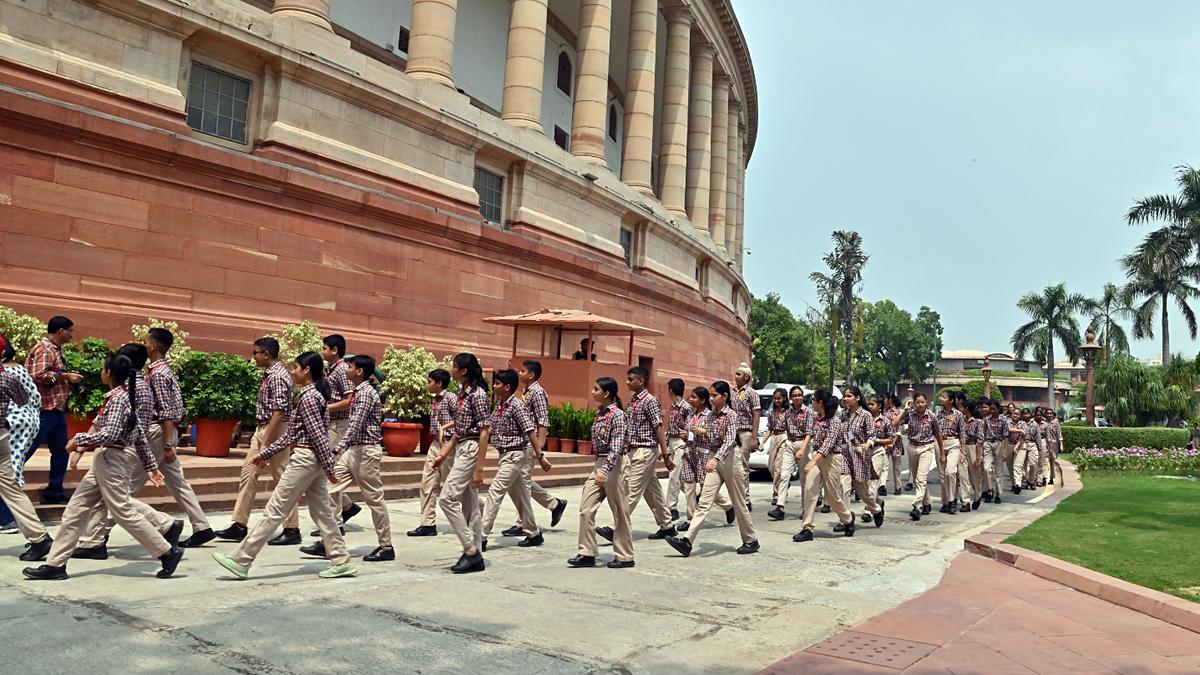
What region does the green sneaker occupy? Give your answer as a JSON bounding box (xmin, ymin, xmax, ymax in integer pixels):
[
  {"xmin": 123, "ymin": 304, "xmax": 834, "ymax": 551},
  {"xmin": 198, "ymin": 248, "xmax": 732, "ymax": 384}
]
[
  {"xmin": 212, "ymin": 552, "xmax": 249, "ymax": 579},
  {"xmin": 318, "ymin": 562, "xmax": 358, "ymax": 578}
]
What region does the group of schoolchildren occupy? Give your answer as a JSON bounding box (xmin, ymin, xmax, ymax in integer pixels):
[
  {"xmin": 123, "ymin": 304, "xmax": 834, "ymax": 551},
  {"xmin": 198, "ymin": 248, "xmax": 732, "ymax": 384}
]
[{"xmin": 1, "ymin": 317, "xmax": 1061, "ymax": 580}]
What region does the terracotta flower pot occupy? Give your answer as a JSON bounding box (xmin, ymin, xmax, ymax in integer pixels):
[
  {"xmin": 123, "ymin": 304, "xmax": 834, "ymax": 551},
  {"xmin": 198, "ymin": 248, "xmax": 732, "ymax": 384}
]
[
  {"xmin": 67, "ymin": 414, "xmax": 96, "ymax": 439},
  {"xmin": 383, "ymin": 422, "xmax": 422, "ymax": 457},
  {"xmin": 195, "ymin": 418, "xmax": 239, "ymax": 457},
  {"xmin": 545, "ymin": 437, "xmax": 561, "ymax": 453},
  {"xmin": 560, "ymin": 438, "xmax": 576, "ymax": 454},
  {"xmin": 577, "ymin": 440, "xmax": 594, "ymax": 455}
]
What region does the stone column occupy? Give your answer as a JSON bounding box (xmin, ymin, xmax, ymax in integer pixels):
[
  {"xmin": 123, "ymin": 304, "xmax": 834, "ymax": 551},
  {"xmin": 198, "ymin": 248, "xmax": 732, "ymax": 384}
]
[
  {"xmin": 621, "ymin": 0, "xmax": 657, "ymax": 193},
  {"xmin": 501, "ymin": 0, "xmax": 549, "ymax": 128},
  {"xmin": 658, "ymin": 7, "xmax": 691, "ymax": 215},
  {"xmin": 708, "ymin": 73, "xmax": 730, "ymax": 249},
  {"xmin": 726, "ymin": 97, "xmax": 740, "ymax": 257},
  {"xmin": 735, "ymin": 122, "xmax": 747, "ymax": 270},
  {"xmin": 272, "ymin": 0, "xmax": 332, "ymax": 30},
  {"xmin": 407, "ymin": 0, "xmax": 459, "ymax": 87},
  {"xmin": 684, "ymin": 41, "xmax": 715, "ymax": 235},
  {"xmin": 570, "ymin": 0, "xmax": 612, "ymax": 164}
]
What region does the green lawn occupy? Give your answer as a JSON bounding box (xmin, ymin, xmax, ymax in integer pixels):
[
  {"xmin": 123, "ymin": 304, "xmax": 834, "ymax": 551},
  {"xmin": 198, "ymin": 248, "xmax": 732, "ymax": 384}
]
[{"xmin": 1007, "ymin": 473, "xmax": 1200, "ymax": 602}]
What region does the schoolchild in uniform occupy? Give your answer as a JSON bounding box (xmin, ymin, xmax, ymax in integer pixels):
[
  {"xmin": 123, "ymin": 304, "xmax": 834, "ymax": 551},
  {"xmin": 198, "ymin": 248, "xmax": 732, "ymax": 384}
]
[
  {"xmin": 664, "ymin": 381, "xmax": 759, "ymax": 557},
  {"xmin": 769, "ymin": 386, "xmax": 809, "ymax": 521},
  {"xmin": 867, "ymin": 394, "xmax": 896, "ymax": 510},
  {"xmin": 321, "ymin": 334, "xmax": 360, "ymax": 529},
  {"xmin": 502, "ymin": 360, "xmax": 567, "ymax": 536},
  {"xmin": 981, "ymin": 399, "xmax": 1010, "ymax": 503},
  {"xmin": 408, "ymin": 369, "xmax": 457, "ymax": 537},
  {"xmin": 664, "ymin": 378, "xmax": 691, "ymax": 523},
  {"xmin": 677, "ymin": 387, "xmax": 736, "ymax": 531},
  {"xmin": 569, "ymin": 377, "xmax": 635, "ymax": 568},
  {"xmin": 793, "ymin": 387, "xmax": 857, "ymax": 541},
  {"xmin": 1012, "ymin": 408, "xmax": 1037, "ymax": 494},
  {"xmin": 884, "ymin": 394, "xmax": 906, "ymax": 495},
  {"xmin": 956, "ymin": 393, "xmax": 981, "ymax": 511},
  {"xmin": 1045, "ymin": 409, "xmax": 1062, "ymax": 485},
  {"xmin": 934, "ymin": 391, "xmax": 966, "ymax": 514},
  {"xmin": 1034, "ymin": 408, "xmax": 1049, "ymax": 488},
  {"xmin": 432, "ymin": 353, "xmax": 491, "ymax": 574},
  {"xmin": 731, "ymin": 364, "xmax": 761, "ymax": 512},
  {"xmin": 895, "ymin": 393, "xmax": 943, "ymax": 521},
  {"xmin": 479, "ymin": 369, "xmax": 543, "ymax": 551},
  {"xmin": 762, "ymin": 388, "xmax": 789, "ymax": 509},
  {"xmin": 213, "ymin": 352, "xmax": 356, "ymax": 580},
  {"xmin": 840, "ymin": 386, "xmax": 884, "ymax": 528}
]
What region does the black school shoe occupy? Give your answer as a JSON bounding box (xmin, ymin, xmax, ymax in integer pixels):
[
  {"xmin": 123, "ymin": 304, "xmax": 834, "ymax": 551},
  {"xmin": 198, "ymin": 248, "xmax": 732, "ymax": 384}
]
[
  {"xmin": 909, "ymin": 507, "xmax": 921, "ymax": 521},
  {"xmin": 300, "ymin": 541, "xmax": 328, "ymax": 558},
  {"xmin": 310, "ymin": 526, "xmax": 345, "ymax": 537},
  {"xmin": 19, "ymin": 537, "xmax": 53, "ymax": 562},
  {"xmin": 820, "ymin": 505, "xmax": 831, "ymax": 514},
  {"xmin": 22, "ymin": 564, "xmax": 68, "ymax": 580},
  {"xmin": 972, "ymin": 498, "xmax": 982, "ymax": 510},
  {"xmin": 215, "ymin": 522, "xmax": 247, "ymax": 542},
  {"xmin": 163, "ymin": 520, "xmax": 184, "ymax": 549},
  {"xmin": 342, "ymin": 503, "xmax": 362, "ymax": 524},
  {"xmin": 878, "ymin": 486, "xmax": 888, "ymax": 496},
  {"xmin": 860, "ymin": 512, "xmax": 873, "ymax": 523},
  {"xmin": 606, "ymin": 559, "xmax": 635, "ymax": 568},
  {"xmin": 726, "ymin": 508, "xmax": 736, "ymax": 525},
  {"xmin": 180, "ymin": 528, "xmax": 216, "ymax": 548},
  {"xmin": 647, "ymin": 525, "xmax": 677, "ymax": 540},
  {"xmin": 517, "ymin": 533, "xmax": 545, "ymax": 547},
  {"xmin": 793, "ymin": 529, "xmax": 813, "ymax": 542},
  {"xmin": 157, "ymin": 547, "xmax": 183, "ymax": 579},
  {"xmin": 501, "ymin": 525, "xmax": 524, "ymax": 537},
  {"xmin": 407, "ymin": 525, "xmax": 437, "ymax": 537},
  {"xmin": 767, "ymin": 507, "xmax": 785, "ymax": 521},
  {"xmin": 72, "ymin": 544, "xmax": 108, "ymax": 560},
  {"xmin": 364, "ymin": 546, "xmax": 395, "ymax": 562},
  {"xmin": 873, "ymin": 502, "xmax": 885, "ymax": 527},
  {"xmin": 736, "ymin": 540, "xmax": 760, "ymax": 554},
  {"xmin": 833, "ymin": 522, "xmax": 846, "ymax": 533},
  {"xmin": 550, "ymin": 499, "xmax": 568, "ymax": 528},
  {"xmin": 843, "ymin": 521, "xmax": 856, "ymax": 537},
  {"xmin": 595, "ymin": 526, "xmax": 614, "ymax": 542},
  {"xmin": 567, "ymin": 554, "xmax": 596, "ymax": 568},
  {"xmin": 677, "ymin": 521, "xmax": 690, "ymax": 532},
  {"xmin": 665, "ymin": 535, "xmax": 692, "ymax": 557},
  {"xmin": 450, "ymin": 551, "xmax": 484, "ymax": 574},
  {"xmin": 921, "ymin": 504, "xmax": 932, "ymax": 515},
  {"xmin": 268, "ymin": 528, "xmax": 302, "ymax": 546}
]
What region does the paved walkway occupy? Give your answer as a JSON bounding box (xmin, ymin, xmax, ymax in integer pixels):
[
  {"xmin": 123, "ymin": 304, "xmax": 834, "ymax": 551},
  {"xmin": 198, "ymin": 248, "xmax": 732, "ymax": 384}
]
[{"xmin": 762, "ymin": 540, "xmax": 1200, "ymax": 674}]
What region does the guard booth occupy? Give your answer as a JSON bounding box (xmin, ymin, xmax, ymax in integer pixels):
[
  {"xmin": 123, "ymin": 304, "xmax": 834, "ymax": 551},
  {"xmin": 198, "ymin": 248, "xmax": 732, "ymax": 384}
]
[{"xmin": 482, "ymin": 309, "xmax": 664, "ymax": 407}]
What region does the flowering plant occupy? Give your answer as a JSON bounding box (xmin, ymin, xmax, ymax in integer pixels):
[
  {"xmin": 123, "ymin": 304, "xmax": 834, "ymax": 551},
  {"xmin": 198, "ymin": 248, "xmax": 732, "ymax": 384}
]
[
  {"xmin": 1073, "ymin": 446, "xmax": 1200, "ymax": 474},
  {"xmin": 0, "ymin": 305, "xmax": 44, "ymax": 361},
  {"xmin": 268, "ymin": 321, "xmax": 323, "ymax": 365},
  {"xmin": 379, "ymin": 345, "xmax": 455, "ymax": 421},
  {"xmin": 130, "ymin": 317, "xmax": 191, "ymax": 367}
]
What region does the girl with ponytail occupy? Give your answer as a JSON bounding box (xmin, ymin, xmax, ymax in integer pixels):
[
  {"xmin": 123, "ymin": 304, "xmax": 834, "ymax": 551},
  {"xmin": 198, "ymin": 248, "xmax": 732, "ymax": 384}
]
[
  {"xmin": 675, "ymin": 386, "xmax": 735, "ymax": 532},
  {"xmin": 569, "ymin": 377, "xmax": 635, "ymax": 568},
  {"xmin": 24, "ymin": 354, "xmax": 184, "ymax": 581},
  {"xmin": 213, "ymin": 351, "xmax": 357, "ymax": 581}
]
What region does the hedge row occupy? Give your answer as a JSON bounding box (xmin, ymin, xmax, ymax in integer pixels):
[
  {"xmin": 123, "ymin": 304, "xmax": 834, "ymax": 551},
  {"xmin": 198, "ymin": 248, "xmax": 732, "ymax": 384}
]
[{"xmin": 1062, "ymin": 426, "xmax": 1190, "ymax": 452}]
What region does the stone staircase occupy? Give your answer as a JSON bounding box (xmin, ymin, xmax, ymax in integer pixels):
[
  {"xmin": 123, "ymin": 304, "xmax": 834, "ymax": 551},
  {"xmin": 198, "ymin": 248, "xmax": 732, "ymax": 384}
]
[{"xmin": 20, "ymin": 449, "xmax": 625, "ymax": 521}]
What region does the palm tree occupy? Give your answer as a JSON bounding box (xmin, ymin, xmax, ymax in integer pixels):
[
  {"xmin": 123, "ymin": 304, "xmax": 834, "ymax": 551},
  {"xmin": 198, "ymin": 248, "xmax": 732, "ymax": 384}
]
[
  {"xmin": 1083, "ymin": 283, "xmax": 1136, "ymax": 364},
  {"xmin": 822, "ymin": 230, "xmax": 869, "ymax": 386},
  {"xmin": 1126, "ymin": 165, "xmax": 1200, "ymax": 238},
  {"xmin": 1011, "ymin": 283, "xmax": 1088, "ymax": 408},
  {"xmin": 1121, "ymin": 228, "xmax": 1200, "ymax": 365},
  {"xmin": 809, "ymin": 271, "xmax": 839, "ymax": 387}
]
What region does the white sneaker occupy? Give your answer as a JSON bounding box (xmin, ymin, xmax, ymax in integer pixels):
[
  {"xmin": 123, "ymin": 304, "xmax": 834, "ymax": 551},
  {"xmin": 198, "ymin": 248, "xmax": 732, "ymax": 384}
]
[{"xmin": 0, "ymin": 522, "xmax": 18, "ymax": 534}]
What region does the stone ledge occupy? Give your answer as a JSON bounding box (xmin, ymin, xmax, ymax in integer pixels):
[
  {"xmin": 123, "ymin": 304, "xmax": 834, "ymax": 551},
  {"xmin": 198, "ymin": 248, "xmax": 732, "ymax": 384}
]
[{"xmin": 964, "ymin": 459, "xmax": 1200, "ymax": 635}]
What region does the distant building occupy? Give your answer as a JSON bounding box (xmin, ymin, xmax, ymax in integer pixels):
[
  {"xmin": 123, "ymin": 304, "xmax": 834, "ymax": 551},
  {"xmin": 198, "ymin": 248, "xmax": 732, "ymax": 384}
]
[{"xmin": 897, "ymin": 349, "xmax": 1074, "ymax": 407}]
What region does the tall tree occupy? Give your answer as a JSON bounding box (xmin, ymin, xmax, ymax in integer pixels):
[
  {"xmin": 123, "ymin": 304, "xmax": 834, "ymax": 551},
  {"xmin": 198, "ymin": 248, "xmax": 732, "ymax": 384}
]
[
  {"xmin": 1083, "ymin": 282, "xmax": 1136, "ymax": 364},
  {"xmin": 1121, "ymin": 228, "xmax": 1200, "ymax": 365},
  {"xmin": 1011, "ymin": 283, "xmax": 1088, "ymax": 408},
  {"xmin": 821, "ymin": 230, "xmax": 868, "ymax": 386},
  {"xmin": 809, "ymin": 271, "xmax": 839, "ymax": 387},
  {"xmin": 853, "ymin": 300, "xmax": 943, "ymax": 395},
  {"xmin": 1126, "ymin": 165, "xmax": 1200, "ymax": 237},
  {"xmin": 748, "ymin": 293, "xmax": 813, "ymax": 386}
]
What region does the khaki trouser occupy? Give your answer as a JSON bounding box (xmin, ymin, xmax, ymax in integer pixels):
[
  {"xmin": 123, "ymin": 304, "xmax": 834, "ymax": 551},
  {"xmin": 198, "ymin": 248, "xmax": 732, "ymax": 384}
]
[
  {"xmin": 438, "ymin": 439, "xmax": 483, "ymax": 551},
  {"xmin": 529, "ymin": 480, "xmax": 557, "ymax": 510},
  {"xmin": 233, "ymin": 446, "xmax": 350, "ymax": 566},
  {"xmin": 684, "ymin": 451, "xmax": 756, "ymax": 545},
  {"xmin": 1003, "ymin": 440, "xmax": 1016, "ymax": 490},
  {"xmin": 665, "ymin": 437, "xmax": 687, "ymax": 512},
  {"xmin": 800, "ymin": 452, "xmax": 853, "ymax": 530},
  {"xmin": 482, "ymin": 447, "xmax": 539, "ymax": 538},
  {"xmin": 328, "ymin": 443, "xmax": 391, "ymax": 547},
  {"xmin": 80, "ymin": 424, "xmax": 209, "ymax": 546},
  {"xmin": 982, "ymin": 441, "xmax": 1003, "ymax": 495},
  {"xmin": 1037, "ymin": 440, "xmax": 1050, "ymax": 482},
  {"xmin": 233, "ymin": 424, "xmax": 299, "ymax": 529},
  {"xmin": 869, "ymin": 446, "xmax": 889, "ymax": 496},
  {"xmin": 419, "ymin": 441, "xmax": 454, "ymax": 526},
  {"xmin": 578, "ymin": 455, "xmax": 634, "ymax": 561},
  {"xmin": 683, "ymin": 454, "xmax": 734, "ymax": 521},
  {"xmin": 769, "ymin": 436, "xmax": 796, "ymax": 509},
  {"xmin": 735, "ymin": 430, "xmax": 754, "ymax": 503},
  {"xmin": 956, "ymin": 443, "xmax": 975, "ymax": 504},
  {"xmin": 0, "ymin": 431, "xmax": 49, "ymax": 543},
  {"xmin": 1012, "ymin": 441, "xmax": 1033, "ymax": 488},
  {"xmin": 624, "ymin": 445, "xmax": 671, "ymax": 528},
  {"xmin": 890, "ymin": 448, "xmax": 905, "ymax": 492},
  {"xmin": 964, "ymin": 443, "xmax": 983, "ymax": 501},
  {"xmin": 939, "ymin": 439, "xmax": 963, "ymax": 506},
  {"xmin": 328, "ymin": 418, "xmax": 354, "ymax": 512},
  {"xmin": 47, "ymin": 447, "xmax": 172, "ymax": 567},
  {"xmin": 908, "ymin": 441, "xmax": 935, "ymax": 509}
]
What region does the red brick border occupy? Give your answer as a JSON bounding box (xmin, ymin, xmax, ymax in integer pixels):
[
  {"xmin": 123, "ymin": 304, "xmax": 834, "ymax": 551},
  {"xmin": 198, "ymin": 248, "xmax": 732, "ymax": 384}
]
[{"xmin": 965, "ymin": 459, "xmax": 1200, "ymax": 634}]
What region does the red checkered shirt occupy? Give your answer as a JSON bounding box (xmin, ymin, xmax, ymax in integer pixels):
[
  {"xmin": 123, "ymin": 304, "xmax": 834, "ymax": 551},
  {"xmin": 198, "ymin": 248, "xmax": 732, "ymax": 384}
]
[
  {"xmin": 840, "ymin": 407, "xmax": 873, "ymax": 482},
  {"xmin": 667, "ymin": 400, "xmax": 692, "ymax": 438},
  {"xmin": 709, "ymin": 405, "xmax": 739, "ymax": 462},
  {"xmin": 964, "ymin": 417, "xmax": 980, "ymax": 444},
  {"xmin": 147, "ymin": 359, "xmax": 184, "ymax": 423},
  {"xmin": 25, "ymin": 337, "xmax": 68, "ymax": 412},
  {"xmin": 488, "ymin": 394, "xmax": 535, "ymax": 451},
  {"xmin": 1022, "ymin": 420, "xmax": 1042, "ymax": 443},
  {"xmin": 523, "ymin": 381, "xmax": 550, "ymax": 429},
  {"xmin": 785, "ymin": 404, "xmax": 812, "ymax": 440},
  {"xmin": 936, "ymin": 408, "xmax": 965, "ymax": 444},
  {"xmin": 431, "ymin": 391, "xmax": 458, "ymax": 437},
  {"xmin": 624, "ymin": 389, "xmax": 663, "ymax": 448},
  {"xmin": 454, "ymin": 385, "xmax": 491, "ymax": 440},
  {"xmin": 766, "ymin": 406, "xmax": 788, "ymax": 434},
  {"xmin": 338, "ymin": 381, "xmax": 381, "ymax": 450},
  {"xmin": 1037, "ymin": 420, "xmax": 1048, "ymax": 443},
  {"xmin": 261, "ymin": 384, "xmax": 335, "ymax": 475},
  {"xmin": 983, "ymin": 415, "xmax": 1010, "ymax": 442},
  {"xmin": 256, "ymin": 361, "xmax": 293, "ymax": 424},
  {"xmin": 131, "ymin": 372, "xmax": 154, "ymax": 440},
  {"xmin": 731, "ymin": 383, "xmax": 759, "ymax": 431},
  {"xmin": 872, "ymin": 413, "xmax": 894, "ymax": 442},
  {"xmin": 327, "ymin": 359, "xmax": 353, "ymax": 421},
  {"xmin": 1047, "ymin": 420, "xmax": 1062, "ymax": 444},
  {"xmin": 0, "ymin": 367, "xmax": 30, "ymax": 426},
  {"xmin": 810, "ymin": 413, "xmax": 847, "ymax": 457},
  {"xmin": 905, "ymin": 409, "xmax": 940, "ymax": 444},
  {"xmin": 595, "ymin": 404, "xmax": 629, "ymax": 474},
  {"xmin": 75, "ymin": 387, "xmax": 155, "ymax": 471}
]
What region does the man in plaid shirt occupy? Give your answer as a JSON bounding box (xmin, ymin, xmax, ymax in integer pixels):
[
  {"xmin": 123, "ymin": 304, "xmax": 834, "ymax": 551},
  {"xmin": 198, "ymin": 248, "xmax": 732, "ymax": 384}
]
[
  {"xmin": 216, "ymin": 337, "xmax": 300, "ymax": 544},
  {"xmin": 24, "ymin": 316, "xmax": 82, "ymax": 504},
  {"xmin": 478, "ymin": 369, "xmax": 542, "ymax": 549}
]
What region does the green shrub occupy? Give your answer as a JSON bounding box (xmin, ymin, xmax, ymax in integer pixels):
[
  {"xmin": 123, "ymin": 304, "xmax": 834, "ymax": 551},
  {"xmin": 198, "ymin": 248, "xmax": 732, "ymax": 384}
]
[
  {"xmin": 0, "ymin": 305, "xmax": 44, "ymax": 362},
  {"xmin": 576, "ymin": 407, "xmax": 597, "ymax": 441},
  {"xmin": 268, "ymin": 321, "xmax": 324, "ymax": 365},
  {"xmin": 62, "ymin": 337, "xmax": 112, "ymax": 418},
  {"xmin": 378, "ymin": 345, "xmax": 453, "ymax": 421},
  {"xmin": 130, "ymin": 317, "xmax": 191, "ymax": 368},
  {"xmin": 177, "ymin": 351, "xmax": 259, "ymax": 421},
  {"xmin": 1062, "ymin": 419, "xmax": 1090, "ymax": 427},
  {"xmin": 548, "ymin": 404, "xmax": 567, "ymax": 438},
  {"xmin": 1061, "ymin": 426, "xmax": 1189, "ymax": 452}
]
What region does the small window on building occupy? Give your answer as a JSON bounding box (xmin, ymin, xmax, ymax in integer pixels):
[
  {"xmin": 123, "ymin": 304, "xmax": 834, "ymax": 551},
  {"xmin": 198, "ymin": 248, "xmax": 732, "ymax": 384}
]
[
  {"xmin": 556, "ymin": 52, "xmax": 573, "ymax": 96},
  {"xmin": 694, "ymin": 262, "xmax": 701, "ymax": 282},
  {"xmin": 187, "ymin": 62, "xmax": 252, "ymax": 145},
  {"xmin": 397, "ymin": 27, "xmax": 410, "ymax": 54},
  {"xmin": 1014, "ymin": 360, "xmax": 1029, "ymax": 373},
  {"xmin": 473, "ymin": 167, "xmax": 504, "ymax": 223},
  {"xmin": 620, "ymin": 228, "xmax": 634, "ymax": 268},
  {"xmin": 553, "ymin": 125, "xmax": 569, "ymax": 150},
  {"xmin": 608, "ymin": 104, "xmax": 618, "ymax": 141}
]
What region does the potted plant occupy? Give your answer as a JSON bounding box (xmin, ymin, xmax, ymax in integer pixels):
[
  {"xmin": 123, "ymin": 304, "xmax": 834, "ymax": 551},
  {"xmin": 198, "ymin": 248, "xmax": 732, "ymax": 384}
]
[
  {"xmin": 559, "ymin": 402, "xmax": 578, "ymax": 454},
  {"xmin": 576, "ymin": 407, "xmax": 596, "ymax": 455},
  {"xmin": 62, "ymin": 337, "xmax": 112, "ymax": 437},
  {"xmin": 379, "ymin": 345, "xmax": 453, "ymax": 457},
  {"xmin": 0, "ymin": 305, "xmax": 44, "ymax": 363},
  {"xmin": 178, "ymin": 351, "xmax": 259, "ymax": 457},
  {"xmin": 546, "ymin": 404, "xmax": 564, "ymax": 454},
  {"xmin": 268, "ymin": 320, "xmax": 324, "ymax": 365}
]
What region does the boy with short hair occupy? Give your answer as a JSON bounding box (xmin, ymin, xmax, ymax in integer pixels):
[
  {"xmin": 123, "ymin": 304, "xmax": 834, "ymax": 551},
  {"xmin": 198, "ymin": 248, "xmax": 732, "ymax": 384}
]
[
  {"xmin": 664, "ymin": 378, "xmax": 690, "ymax": 522},
  {"xmin": 304, "ymin": 354, "xmax": 393, "ymax": 562},
  {"xmin": 409, "ymin": 369, "xmax": 457, "ymax": 537},
  {"xmin": 478, "ymin": 369, "xmax": 542, "ymax": 550},
  {"xmin": 501, "ymin": 360, "xmax": 567, "ymax": 537}
]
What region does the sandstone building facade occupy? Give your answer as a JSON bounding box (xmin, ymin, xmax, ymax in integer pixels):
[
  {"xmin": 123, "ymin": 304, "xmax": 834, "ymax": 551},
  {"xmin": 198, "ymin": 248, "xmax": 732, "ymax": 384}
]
[{"xmin": 0, "ymin": 0, "xmax": 755, "ymax": 388}]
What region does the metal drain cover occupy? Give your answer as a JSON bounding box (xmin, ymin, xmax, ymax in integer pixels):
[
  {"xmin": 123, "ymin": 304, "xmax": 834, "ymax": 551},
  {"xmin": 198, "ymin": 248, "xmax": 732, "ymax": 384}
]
[{"xmin": 807, "ymin": 631, "xmax": 936, "ymax": 670}]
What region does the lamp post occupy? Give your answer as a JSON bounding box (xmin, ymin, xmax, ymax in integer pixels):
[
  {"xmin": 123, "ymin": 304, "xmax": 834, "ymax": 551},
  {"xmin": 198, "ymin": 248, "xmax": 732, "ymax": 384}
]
[
  {"xmin": 982, "ymin": 357, "xmax": 993, "ymax": 399},
  {"xmin": 1080, "ymin": 326, "xmax": 1103, "ymax": 425}
]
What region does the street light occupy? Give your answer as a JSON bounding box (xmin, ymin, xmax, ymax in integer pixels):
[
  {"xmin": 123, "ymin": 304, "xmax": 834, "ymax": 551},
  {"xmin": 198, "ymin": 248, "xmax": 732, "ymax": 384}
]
[
  {"xmin": 1080, "ymin": 326, "xmax": 1103, "ymax": 425},
  {"xmin": 982, "ymin": 357, "xmax": 993, "ymax": 399}
]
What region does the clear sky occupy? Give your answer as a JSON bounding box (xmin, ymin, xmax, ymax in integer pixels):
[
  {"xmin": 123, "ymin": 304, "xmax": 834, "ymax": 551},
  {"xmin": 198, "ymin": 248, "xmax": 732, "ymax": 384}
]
[{"xmin": 737, "ymin": 0, "xmax": 1200, "ymax": 361}]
